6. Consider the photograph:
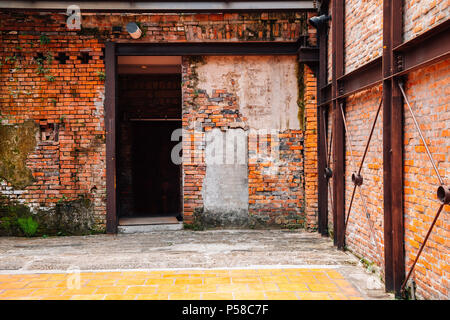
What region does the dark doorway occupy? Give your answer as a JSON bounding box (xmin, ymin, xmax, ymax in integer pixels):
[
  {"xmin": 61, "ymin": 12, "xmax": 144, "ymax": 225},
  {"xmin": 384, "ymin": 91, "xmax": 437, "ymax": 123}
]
[
  {"xmin": 131, "ymin": 121, "xmax": 181, "ymax": 216},
  {"xmin": 116, "ymin": 63, "xmax": 182, "ymax": 220}
]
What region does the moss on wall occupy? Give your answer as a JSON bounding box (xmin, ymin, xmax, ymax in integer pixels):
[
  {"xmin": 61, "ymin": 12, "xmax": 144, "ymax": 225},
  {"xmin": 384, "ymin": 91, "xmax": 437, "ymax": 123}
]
[
  {"xmin": 0, "ymin": 120, "xmax": 38, "ymax": 189},
  {"xmin": 0, "ymin": 195, "xmax": 101, "ymax": 236},
  {"xmin": 296, "ymin": 62, "xmax": 306, "ymax": 131}
]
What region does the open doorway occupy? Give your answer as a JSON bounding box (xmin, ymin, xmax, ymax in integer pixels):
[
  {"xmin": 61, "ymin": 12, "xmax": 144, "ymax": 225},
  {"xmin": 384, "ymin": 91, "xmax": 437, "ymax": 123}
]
[{"xmin": 116, "ymin": 56, "xmax": 182, "ymax": 226}]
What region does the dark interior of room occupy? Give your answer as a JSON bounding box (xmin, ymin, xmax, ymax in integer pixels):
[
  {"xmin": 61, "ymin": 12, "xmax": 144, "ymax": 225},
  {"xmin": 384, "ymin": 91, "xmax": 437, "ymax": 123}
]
[{"xmin": 117, "ymin": 72, "xmax": 182, "ymax": 219}]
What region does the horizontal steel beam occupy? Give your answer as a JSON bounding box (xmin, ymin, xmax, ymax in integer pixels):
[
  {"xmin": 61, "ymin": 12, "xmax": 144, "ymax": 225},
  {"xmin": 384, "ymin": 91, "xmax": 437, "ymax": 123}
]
[
  {"xmin": 337, "ymin": 57, "xmax": 382, "ymax": 98},
  {"xmin": 319, "ymin": 18, "xmax": 450, "ymax": 106},
  {"xmin": 116, "ymin": 41, "xmax": 319, "ymax": 61},
  {"xmin": 392, "ymin": 19, "xmax": 450, "ymax": 78},
  {"xmin": 0, "ymin": 1, "xmax": 316, "ymax": 11}
]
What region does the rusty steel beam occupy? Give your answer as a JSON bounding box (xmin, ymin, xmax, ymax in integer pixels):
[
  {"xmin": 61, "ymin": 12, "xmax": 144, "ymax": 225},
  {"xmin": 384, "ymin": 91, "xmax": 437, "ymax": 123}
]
[
  {"xmin": 383, "ymin": 0, "xmax": 405, "ymax": 297},
  {"xmin": 392, "ymin": 19, "xmax": 450, "ymax": 78},
  {"xmin": 105, "ymin": 41, "xmax": 118, "ymax": 234},
  {"xmin": 332, "ymin": 0, "xmax": 346, "ymax": 250},
  {"xmin": 336, "ymin": 57, "xmax": 382, "ymax": 99},
  {"xmin": 317, "ymin": 2, "xmax": 330, "ymax": 236}
]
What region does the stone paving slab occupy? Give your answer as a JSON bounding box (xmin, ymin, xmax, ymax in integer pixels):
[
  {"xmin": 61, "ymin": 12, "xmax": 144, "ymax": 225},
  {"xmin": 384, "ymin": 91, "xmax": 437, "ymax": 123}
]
[{"xmin": 0, "ymin": 230, "xmax": 394, "ymax": 300}]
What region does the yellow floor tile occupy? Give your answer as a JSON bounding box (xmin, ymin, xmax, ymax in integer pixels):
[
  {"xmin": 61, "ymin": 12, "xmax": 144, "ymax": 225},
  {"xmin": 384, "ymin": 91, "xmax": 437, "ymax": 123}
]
[
  {"xmin": 277, "ymin": 283, "xmax": 309, "ymax": 292},
  {"xmin": 145, "ymin": 278, "xmax": 175, "ymax": 285},
  {"xmin": 126, "ymin": 286, "xmax": 158, "ymax": 295},
  {"xmin": 29, "ymin": 288, "xmax": 66, "ymax": 297},
  {"xmin": 260, "ymin": 276, "xmax": 290, "ymax": 283},
  {"xmin": 248, "ymin": 283, "xmax": 279, "ymax": 291},
  {"xmin": 234, "ymin": 292, "xmax": 266, "ymax": 300},
  {"xmin": 136, "ymin": 293, "xmax": 170, "ymax": 300},
  {"xmin": 216, "ymin": 284, "xmax": 249, "ymax": 293},
  {"xmin": 187, "ymin": 284, "xmax": 217, "ymax": 293},
  {"xmin": 296, "ymin": 292, "xmax": 331, "ymax": 300},
  {"xmin": 104, "ymin": 294, "xmax": 137, "ymax": 300},
  {"xmin": 0, "ymin": 282, "xmax": 30, "ymax": 289},
  {"xmin": 25, "ymin": 281, "xmax": 64, "ymax": 289},
  {"xmin": 204, "ymin": 277, "xmax": 231, "ymax": 285},
  {"xmin": 85, "ymin": 279, "xmax": 117, "ymax": 287},
  {"xmin": 265, "ymin": 291, "xmax": 298, "ymax": 300},
  {"xmin": 63, "ymin": 287, "xmax": 98, "ymax": 295},
  {"xmin": 201, "ymin": 292, "xmax": 234, "ymax": 300},
  {"xmin": 231, "ymin": 277, "xmax": 261, "ymax": 284},
  {"xmin": 0, "ymin": 289, "xmax": 35, "ymax": 298},
  {"xmin": 70, "ymin": 294, "xmax": 106, "ymax": 300},
  {"xmin": 308, "ymin": 283, "xmax": 339, "ymax": 292},
  {"xmin": 326, "ymin": 270, "xmax": 345, "ymax": 279},
  {"xmin": 170, "ymin": 293, "xmax": 201, "ymax": 300},
  {"xmin": 116, "ymin": 279, "xmax": 146, "ymax": 286},
  {"xmin": 175, "ymin": 278, "xmax": 203, "ymax": 285},
  {"xmin": 95, "ymin": 286, "xmax": 128, "ymax": 295},
  {"xmin": 155, "ymin": 285, "xmax": 188, "ymax": 293}
]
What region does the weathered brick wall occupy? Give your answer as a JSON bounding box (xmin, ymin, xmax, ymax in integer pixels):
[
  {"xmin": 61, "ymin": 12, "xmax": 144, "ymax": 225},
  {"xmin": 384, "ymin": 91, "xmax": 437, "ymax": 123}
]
[
  {"xmin": 304, "ymin": 65, "xmax": 318, "ymax": 229},
  {"xmin": 344, "ymin": 86, "xmax": 384, "ymax": 268},
  {"xmin": 403, "ymin": 0, "xmax": 449, "ymax": 41},
  {"xmin": 181, "ymin": 55, "xmax": 315, "ymax": 227},
  {"xmin": 0, "ymin": 9, "xmax": 318, "ymax": 232},
  {"xmin": 345, "ymin": 0, "xmax": 383, "ymax": 74},
  {"xmin": 326, "ymin": 0, "xmax": 449, "ymax": 299},
  {"xmin": 403, "ymin": 59, "xmax": 450, "ymax": 300}
]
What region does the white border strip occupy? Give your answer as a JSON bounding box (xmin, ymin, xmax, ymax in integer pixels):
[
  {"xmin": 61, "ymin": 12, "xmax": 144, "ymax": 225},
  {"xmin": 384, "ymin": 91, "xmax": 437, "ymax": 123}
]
[{"xmin": 0, "ymin": 265, "xmax": 340, "ymax": 275}]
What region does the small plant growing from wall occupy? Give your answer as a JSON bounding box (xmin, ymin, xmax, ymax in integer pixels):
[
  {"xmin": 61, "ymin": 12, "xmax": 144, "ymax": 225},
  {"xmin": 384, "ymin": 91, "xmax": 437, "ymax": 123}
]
[
  {"xmin": 97, "ymin": 70, "xmax": 105, "ymax": 81},
  {"xmin": 17, "ymin": 216, "xmax": 39, "ymax": 237},
  {"xmin": 39, "ymin": 34, "xmax": 50, "ymax": 45}
]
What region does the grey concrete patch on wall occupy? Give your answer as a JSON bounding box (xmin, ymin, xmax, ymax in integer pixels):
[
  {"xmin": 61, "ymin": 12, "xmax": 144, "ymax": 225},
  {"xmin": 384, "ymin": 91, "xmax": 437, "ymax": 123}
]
[{"xmin": 202, "ymin": 128, "xmax": 249, "ymax": 227}]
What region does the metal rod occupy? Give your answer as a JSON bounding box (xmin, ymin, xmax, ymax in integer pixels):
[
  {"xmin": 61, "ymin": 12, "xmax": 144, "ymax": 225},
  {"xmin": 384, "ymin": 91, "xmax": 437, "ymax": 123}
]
[
  {"xmin": 339, "ymin": 103, "xmax": 358, "ymax": 171},
  {"xmin": 345, "ymin": 184, "xmax": 357, "ymax": 229},
  {"xmin": 401, "ymin": 203, "xmax": 445, "ymax": 292},
  {"xmin": 398, "ymin": 83, "xmax": 445, "ymax": 186},
  {"xmin": 358, "ymin": 97, "xmax": 383, "ymax": 175}
]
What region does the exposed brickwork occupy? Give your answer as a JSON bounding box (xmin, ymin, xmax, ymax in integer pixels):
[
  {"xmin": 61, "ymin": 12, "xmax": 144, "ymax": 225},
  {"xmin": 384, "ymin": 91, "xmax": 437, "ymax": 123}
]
[
  {"xmin": 0, "ymin": 10, "xmax": 319, "ymax": 231},
  {"xmin": 326, "ymin": 0, "xmax": 449, "ymax": 299},
  {"xmin": 344, "ymin": 86, "xmax": 384, "ymax": 268},
  {"xmin": 303, "ymin": 65, "xmax": 318, "ymax": 229},
  {"xmin": 345, "ymin": 0, "xmax": 382, "ymax": 74},
  {"xmin": 403, "ymin": 0, "xmax": 449, "ymax": 41},
  {"xmin": 403, "ymin": 59, "xmax": 450, "ymax": 300}
]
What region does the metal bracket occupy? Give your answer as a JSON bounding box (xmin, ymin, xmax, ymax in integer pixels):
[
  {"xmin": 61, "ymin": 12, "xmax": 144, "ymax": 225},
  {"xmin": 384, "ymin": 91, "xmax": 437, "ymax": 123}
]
[
  {"xmin": 437, "ymin": 185, "xmax": 450, "ymax": 205},
  {"xmin": 351, "ymin": 173, "xmax": 363, "ymax": 186},
  {"xmin": 394, "ymin": 53, "xmax": 404, "ymax": 73}
]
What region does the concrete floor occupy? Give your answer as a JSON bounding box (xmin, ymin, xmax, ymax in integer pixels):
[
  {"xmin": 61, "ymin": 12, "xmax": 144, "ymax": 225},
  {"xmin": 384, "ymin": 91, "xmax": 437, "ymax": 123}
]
[{"xmin": 0, "ymin": 229, "xmax": 393, "ymax": 300}]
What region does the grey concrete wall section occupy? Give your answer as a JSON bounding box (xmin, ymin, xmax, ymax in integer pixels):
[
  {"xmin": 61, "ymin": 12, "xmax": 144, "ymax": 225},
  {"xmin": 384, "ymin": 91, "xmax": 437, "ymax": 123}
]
[{"xmin": 202, "ymin": 128, "xmax": 249, "ymax": 226}]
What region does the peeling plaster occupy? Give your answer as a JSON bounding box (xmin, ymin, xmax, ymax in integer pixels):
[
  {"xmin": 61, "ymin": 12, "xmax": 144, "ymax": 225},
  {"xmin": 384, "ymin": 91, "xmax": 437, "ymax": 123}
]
[{"xmin": 196, "ymin": 55, "xmax": 300, "ymax": 130}]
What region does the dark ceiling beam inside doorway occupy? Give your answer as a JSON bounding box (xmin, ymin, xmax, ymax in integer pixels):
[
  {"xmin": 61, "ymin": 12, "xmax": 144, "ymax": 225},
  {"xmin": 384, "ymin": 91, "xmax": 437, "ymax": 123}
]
[{"xmin": 115, "ymin": 40, "xmax": 318, "ymax": 60}]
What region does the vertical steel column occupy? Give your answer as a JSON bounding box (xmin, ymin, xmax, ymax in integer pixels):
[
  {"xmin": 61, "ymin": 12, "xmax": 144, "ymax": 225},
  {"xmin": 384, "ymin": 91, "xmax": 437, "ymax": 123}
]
[
  {"xmin": 105, "ymin": 42, "xmax": 117, "ymax": 234},
  {"xmin": 317, "ymin": 8, "xmax": 330, "ymax": 236},
  {"xmin": 332, "ymin": 0, "xmax": 346, "ymax": 249},
  {"xmin": 383, "ymin": 0, "xmax": 405, "ymax": 296}
]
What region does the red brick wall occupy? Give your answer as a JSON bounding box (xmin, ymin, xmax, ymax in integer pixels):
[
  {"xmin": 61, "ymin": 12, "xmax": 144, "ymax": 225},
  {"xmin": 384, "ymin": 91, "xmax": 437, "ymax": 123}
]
[
  {"xmin": 403, "ymin": 59, "xmax": 450, "ymax": 300},
  {"xmin": 326, "ymin": 0, "xmax": 449, "ymax": 299},
  {"xmin": 344, "ymin": 86, "xmax": 384, "ymax": 268},
  {"xmin": 0, "ymin": 10, "xmax": 318, "ymax": 231}
]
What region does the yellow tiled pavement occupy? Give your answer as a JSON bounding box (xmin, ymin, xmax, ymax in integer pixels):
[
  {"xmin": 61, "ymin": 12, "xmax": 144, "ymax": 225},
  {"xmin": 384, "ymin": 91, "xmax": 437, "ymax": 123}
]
[{"xmin": 0, "ymin": 268, "xmax": 365, "ymax": 300}]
